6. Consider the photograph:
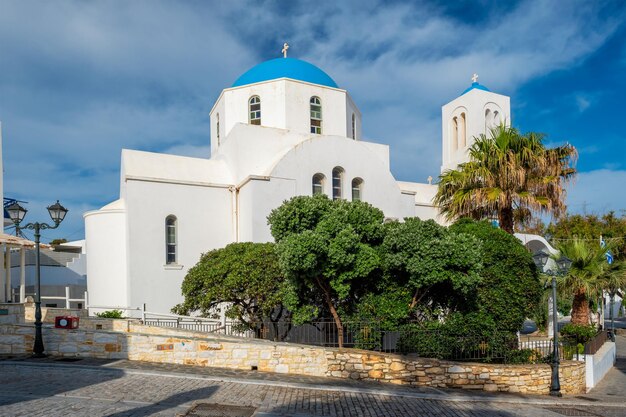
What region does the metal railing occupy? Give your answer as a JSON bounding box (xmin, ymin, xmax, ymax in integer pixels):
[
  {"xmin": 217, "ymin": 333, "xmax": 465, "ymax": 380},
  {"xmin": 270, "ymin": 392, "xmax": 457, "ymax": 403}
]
[{"xmin": 583, "ymin": 330, "xmax": 610, "ymax": 355}]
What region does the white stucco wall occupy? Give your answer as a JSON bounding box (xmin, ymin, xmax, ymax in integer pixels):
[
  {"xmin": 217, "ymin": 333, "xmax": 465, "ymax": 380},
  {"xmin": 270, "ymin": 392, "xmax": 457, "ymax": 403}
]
[
  {"xmin": 84, "ymin": 201, "xmax": 128, "ymax": 313},
  {"xmin": 441, "ymin": 89, "xmax": 511, "ymax": 172},
  {"xmin": 123, "ymin": 179, "xmax": 233, "ymax": 315},
  {"xmin": 210, "ymin": 79, "xmax": 360, "ymax": 153},
  {"xmin": 584, "ymin": 341, "xmax": 616, "ymax": 391}
]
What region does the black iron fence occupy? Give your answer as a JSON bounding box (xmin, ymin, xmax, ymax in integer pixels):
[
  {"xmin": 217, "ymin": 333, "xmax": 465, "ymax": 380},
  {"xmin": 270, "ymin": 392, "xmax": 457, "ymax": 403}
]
[{"xmin": 143, "ymin": 318, "xmax": 607, "ymax": 364}]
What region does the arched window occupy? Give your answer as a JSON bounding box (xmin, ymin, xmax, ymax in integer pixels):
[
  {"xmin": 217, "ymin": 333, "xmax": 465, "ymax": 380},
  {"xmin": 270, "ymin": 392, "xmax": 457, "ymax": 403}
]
[
  {"xmin": 451, "ymin": 117, "xmax": 458, "ymax": 151},
  {"xmin": 351, "ymin": 113, "xmax": 356, "ymax": 139},
  {"xmin": 312, "ymin": 173, "xmax": 325, "ymax": 195},
  {"xmin": 459, "ymin": 112, "xmax": 467, "ymax": 148},
  {"xmin": 485, "ymin": 109, "xmax": 491, "ymax": 134},
  {"xmin": 310, "ymin": 96, "xmax": 322, "ymax": 134},
  {"xmin": 165, "ymin": 215, "xmax": 177, "ymax": 264},
  {"xmin": 332, "ymin": 167, "xmax": 344, "ymax": 200},
  {"xmin": 493, "ymin": 110, "xmax": 500, "ymax": 126},
  {"xmin": 249, "ymin": 96, "xmax": 261, "ymax": 125},
  {"xmin": 216, "ymin": 113, "xmax": 220, "ymax": 145},
  {"xmin": 351, "ymin": 178, "xmax": 363, "ymax": 201}
]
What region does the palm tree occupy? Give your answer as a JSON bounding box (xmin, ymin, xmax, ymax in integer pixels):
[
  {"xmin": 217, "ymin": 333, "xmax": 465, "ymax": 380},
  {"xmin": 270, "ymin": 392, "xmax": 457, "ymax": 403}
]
[
  {"xmin": 434, "ymin": 125, "xmax": 577, "ymax": 234},
  {"xmin": 556, "ymin": 238, "xmax": 612, "ymax": 325}
]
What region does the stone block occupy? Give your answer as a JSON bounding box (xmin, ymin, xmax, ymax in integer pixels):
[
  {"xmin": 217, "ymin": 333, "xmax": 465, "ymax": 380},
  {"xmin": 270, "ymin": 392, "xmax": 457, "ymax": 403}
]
[
  {"xmin": 448, "ymin": 365, "xmax": 465, "ymax": 373},
  {"xmin": 368, "ymin": 370, "xmax": 383, "ymax": 379},
  {"xmin": 59, "ymin": 343, "xmax": 78, "ymax": 353},
  {"xmin": 389, "ymin": 362, "xmax": 405, "ymax": 371},
  {"xmin": 484, "ymin": 384, "xmax": 498, "ymax": 392},
  {"xmin": 275, "ymin": 364, "xmax": 289, "ymax": 374},
  {"xmin": 93, "ymin": 333, "xmax": 119, "ymax": 344}
]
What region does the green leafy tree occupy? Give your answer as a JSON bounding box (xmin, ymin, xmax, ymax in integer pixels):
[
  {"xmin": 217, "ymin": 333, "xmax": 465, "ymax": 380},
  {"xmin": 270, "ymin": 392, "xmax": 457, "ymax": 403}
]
[
  {"xmin": 268, "ymin": 195, "xmax": 384, "ymax": 347},
  {"xmin": 450, "ymin": 219, "xmax": 543, "ymax": 332},
  {"xmin": 172, "ymin": 242, "xmax": 287, "ymax": 338},
  {"xmin": 547, "ymin": 212, "xmax": 626, "ymax": 258},
  {"xmin": 435, "ymin": 125, "xmax": 577, "ymax": 234},
  {"xmin": 380, "ymin": 218, "xmax": 483, "ymax": 318}
]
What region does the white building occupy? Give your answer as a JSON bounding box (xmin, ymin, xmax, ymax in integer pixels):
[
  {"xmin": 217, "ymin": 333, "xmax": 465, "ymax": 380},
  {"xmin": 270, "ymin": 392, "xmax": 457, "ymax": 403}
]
[{"xmin": 84, "ymin": 55, "xmax": 512, "ymax": 315}]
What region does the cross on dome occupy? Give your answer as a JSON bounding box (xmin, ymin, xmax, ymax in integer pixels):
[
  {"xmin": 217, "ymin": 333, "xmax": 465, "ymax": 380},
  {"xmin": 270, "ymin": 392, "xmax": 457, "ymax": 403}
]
[
  {"xmin": 471, "ymin": 73, "xmax": 479, "ymax": 83},
  {"xmin": 281, "ymin": 42, "xmax": 289, "ymax": 58}
]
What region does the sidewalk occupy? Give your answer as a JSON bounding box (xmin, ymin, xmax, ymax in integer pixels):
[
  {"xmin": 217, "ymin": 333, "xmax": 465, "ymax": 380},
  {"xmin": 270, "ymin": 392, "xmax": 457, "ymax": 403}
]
[{"xmin": 1, "ymin": 352, "xmax": 623, "ymax": 408}]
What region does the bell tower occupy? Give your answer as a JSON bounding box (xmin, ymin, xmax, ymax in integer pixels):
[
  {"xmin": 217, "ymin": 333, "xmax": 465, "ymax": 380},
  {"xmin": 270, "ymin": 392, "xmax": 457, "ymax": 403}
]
[{"xmin": 441, "ymin": 74, "xmax": 510, "ymax": 172}]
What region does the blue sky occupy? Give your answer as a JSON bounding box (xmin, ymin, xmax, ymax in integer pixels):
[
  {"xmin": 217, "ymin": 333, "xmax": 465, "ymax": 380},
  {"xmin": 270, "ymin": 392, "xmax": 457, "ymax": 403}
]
[{"xmin": 1, "ymin": 0, "xmax": 625, "ymax": 242}]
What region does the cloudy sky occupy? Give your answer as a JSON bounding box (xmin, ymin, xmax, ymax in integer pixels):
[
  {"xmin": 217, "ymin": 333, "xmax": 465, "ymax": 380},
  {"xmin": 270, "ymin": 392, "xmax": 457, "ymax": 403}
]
[{"xmin": 1, "ymin": 0, "xmax": 625, "ymax": 242}]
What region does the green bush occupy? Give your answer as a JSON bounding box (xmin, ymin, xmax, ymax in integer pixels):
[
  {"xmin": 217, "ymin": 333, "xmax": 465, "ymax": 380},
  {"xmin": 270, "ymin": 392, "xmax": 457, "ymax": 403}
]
[
  {"xmin": 560, "ymin": 323, "xmax": 597, "ymax": 344},
  {"xmin": 396, "ymin": 312, "xmax": 521, "ymax": 362},
  {"xmin": 94, "ymin": 309, "xmax": 124, "ymax": 319}
]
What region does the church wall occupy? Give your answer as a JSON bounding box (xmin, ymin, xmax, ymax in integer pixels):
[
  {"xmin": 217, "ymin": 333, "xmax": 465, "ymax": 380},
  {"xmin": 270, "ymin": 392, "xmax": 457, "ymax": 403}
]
[
  {"xmin": 124, "ymin": 180, "xmax": 233, "ymax": 315},
  {"xmin": 284, "ymin": 81, "xmax": 347, "ymax": 138},
  {"xmin": 270, "ymin": 136, "xmax": 413, "ymax": 220},
  {"xmin": 345, "ymin": 95, "xmax": 362, "ymax": 141},
  {"xmin": 84, "ymin": 208, "xmax": 129, "ymax": 314},
  {"xmin": 210, "ymin": 95, "xmax": 226, "ymax": 155},
  {"xmin": 220, "ymin": 81, "xmax": 287, "ymax": 143},
  {"xmin": 441, "ymin": 90, "xmax": 510, "ymax": 172},
  {"xmin": 237, "ymin": 177, "xmax": 297, "ymax": 243}
]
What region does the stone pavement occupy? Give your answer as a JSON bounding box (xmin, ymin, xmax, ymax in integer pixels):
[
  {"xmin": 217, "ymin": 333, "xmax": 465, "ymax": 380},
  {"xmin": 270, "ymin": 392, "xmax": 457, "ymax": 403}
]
[{"xmin": 1, "ymin": 357, "xmax": 625, "ymax": 417}]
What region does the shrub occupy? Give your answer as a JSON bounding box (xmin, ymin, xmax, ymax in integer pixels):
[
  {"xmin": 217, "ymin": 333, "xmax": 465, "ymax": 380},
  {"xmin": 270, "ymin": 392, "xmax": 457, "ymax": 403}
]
[
  {"xmin": 94, "ymin": 309, "xmax": 124, "ymax": 319},
  {"xmin": 560, "ymin": 323, "xmax": 597, "ymax": 344}
]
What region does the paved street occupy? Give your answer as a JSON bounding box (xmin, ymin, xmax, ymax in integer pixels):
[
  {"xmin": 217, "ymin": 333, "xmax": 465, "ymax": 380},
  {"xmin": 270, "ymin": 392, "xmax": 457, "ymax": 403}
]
[{"xmin": 1, "ymin": 356, "xmax": 625, "ymax": 417}]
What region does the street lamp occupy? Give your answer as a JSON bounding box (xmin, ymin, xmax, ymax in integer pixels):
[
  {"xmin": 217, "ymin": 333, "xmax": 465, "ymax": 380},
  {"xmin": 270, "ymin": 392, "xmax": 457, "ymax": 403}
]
[
  {"xmin": 6, "ymin": 200, "xmax": 68, "ymax": 357},
  {"xmin": 532, "ymin": 249, "xmax": 572, "ymax": 397}
]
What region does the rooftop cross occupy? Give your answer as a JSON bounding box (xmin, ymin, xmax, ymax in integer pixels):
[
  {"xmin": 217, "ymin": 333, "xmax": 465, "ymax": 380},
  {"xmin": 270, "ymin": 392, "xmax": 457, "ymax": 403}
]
[
  {"xmin": 281, "ymin": 42, "xmax": 289, "ymax": 58},
  {"xmin": 471, "ymin": 73, "xmax": 479, "ymax": 83}
]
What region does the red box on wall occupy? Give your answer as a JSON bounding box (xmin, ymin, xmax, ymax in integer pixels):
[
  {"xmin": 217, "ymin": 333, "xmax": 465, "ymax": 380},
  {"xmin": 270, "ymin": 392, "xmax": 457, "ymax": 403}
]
[{"xmin": 55, "ymin": 316, "xmax": 79, "ymax": 329}]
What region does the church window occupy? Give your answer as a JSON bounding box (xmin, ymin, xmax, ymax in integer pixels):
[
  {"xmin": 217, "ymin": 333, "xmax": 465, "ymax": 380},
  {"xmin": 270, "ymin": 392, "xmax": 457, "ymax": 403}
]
[
  {"xmin": 459, "ymin": 112, "xmax": 467, "ymax": 148},
  {"xmin": 332, "ymin": 167, "xmax": 344, "ymax": 200},
  {"xmin": 216, "ymin": 113, "xmax": 220, "ymax": 145},
  {"xmin": 249, "ymin": 96, "xmax": 261, "ymax": 125},
  {"xmin": 351, "ymin": 113, "xmax": 356, "ymax": 139},
  {"xmin": 351, "ymin": 178, "xmax": 363, "ymax": 201},
  {"xmin": 493, "ymin": 110, "xmax": 500, "ymax": 126},
  {"xmin": 165, "ymin": 215, "xmax": 177, "ymax": 264},
  {"xmin": 310, "ymin": 96, "xmax": 322, "ymax": 134},
  {"xmin": 312, "ymin": 173, "xmax": 325, "ymax": 195},
  {"xmin": 451, "ymin": 117, "xmax": 458, "ymax": 151},
  {"xmin": 485, "ymin": 109, "xmax": 491, "ymax": 133}
]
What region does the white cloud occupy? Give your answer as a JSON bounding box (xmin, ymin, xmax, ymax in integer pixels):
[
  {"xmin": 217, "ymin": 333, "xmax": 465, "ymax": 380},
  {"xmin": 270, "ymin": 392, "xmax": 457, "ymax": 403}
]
[{"xmin": 1, "ymin": 0, "xmax": 624, "ymax": 240}]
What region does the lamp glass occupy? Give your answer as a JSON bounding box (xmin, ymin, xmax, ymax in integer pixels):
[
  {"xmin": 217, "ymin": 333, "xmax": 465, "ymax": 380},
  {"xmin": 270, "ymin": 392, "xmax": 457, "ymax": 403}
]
[
  {"xmin": 6, "ymin": 202, "xmax": 27, "ymax": 224},
  {"xmin": 532, "ymin": 250, "xmax": 550, "ymax": 268},
  {"xmin": 557, "ymin": 256, "xmax": 572, "ymax": 273},
  {"xmin": 47, "ymin": 200, "xmax": 68, "ymax": 224}
]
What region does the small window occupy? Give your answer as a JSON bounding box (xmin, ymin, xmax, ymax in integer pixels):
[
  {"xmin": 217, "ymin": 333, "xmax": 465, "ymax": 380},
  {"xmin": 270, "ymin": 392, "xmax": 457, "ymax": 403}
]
[
  {"xmin": 312, "ymin": 173, "xmax": 325, "ymax": 195},
  {"xmin": 310, "ymin": 96, "xmax": 322, "ymax": 134},
  {"xmin": 165, "ymin": 215, "xmax": 177, "ymax": 264},
  {"xmin": 485, "ymin": 109, "xmax": 491, "ymax": 133},
  {"xmin": 249, "ymin": 96, "xmax": 261, "ymax": 125},
  {"xmin": 451, "ymin": 117, "xmax": 458, "ymax": 151},
  {"xmin": 351, "ymin": 178, "xmax": 363, "ymax": 201},
  {"xmin": 459, "ymin": 112, "xmax": 467, "ymax": 148},
  {"xmin": 216, "ymin": 113, "xmax": 220, "ymax": 145},
  {"xmin": 351, "ymin": 113, "xmax": 356, "ymax": 139},
  {"xmin": 332, "ymin": 167, "xmax": 344, "ymax": 200}
]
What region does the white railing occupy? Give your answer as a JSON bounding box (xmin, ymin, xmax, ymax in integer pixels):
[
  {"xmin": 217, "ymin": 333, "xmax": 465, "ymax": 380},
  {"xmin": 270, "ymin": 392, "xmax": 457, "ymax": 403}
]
[{"xmin": 15, "ymin": 287, "xmax": 87, "ymax": 309}]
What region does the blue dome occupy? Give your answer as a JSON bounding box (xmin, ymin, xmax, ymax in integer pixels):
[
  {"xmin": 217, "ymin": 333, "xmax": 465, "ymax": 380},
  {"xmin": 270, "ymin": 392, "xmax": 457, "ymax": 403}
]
[
  {"xmin": 232, "ymin": 58, "xmax": 338, "ymax": 88},
  {"xmin": 461, "ymin": 82, "xmax": 490, "ymax": 95}
]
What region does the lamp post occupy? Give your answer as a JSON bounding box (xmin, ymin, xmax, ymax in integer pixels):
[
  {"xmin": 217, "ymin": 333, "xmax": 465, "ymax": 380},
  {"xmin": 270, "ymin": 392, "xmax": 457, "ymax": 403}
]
[
  {"xmin": 6, "ymin": 200, "xmax": 68, "ymax": 357},
  {"xmin": 532, "ymin": 249, "xmax": 572, "ymax": 397}
]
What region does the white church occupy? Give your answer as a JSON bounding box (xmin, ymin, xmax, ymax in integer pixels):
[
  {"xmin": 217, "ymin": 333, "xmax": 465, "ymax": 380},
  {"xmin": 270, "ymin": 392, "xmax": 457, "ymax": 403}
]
[{"xmin": 84, "ymin": 50, "xmax": 511, "ymax": 315}]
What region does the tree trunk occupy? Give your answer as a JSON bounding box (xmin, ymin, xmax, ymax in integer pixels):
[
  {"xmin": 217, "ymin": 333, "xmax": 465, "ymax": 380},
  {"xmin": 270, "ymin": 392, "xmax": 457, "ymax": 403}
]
[
  {"xmin": 571, "ymin": 288, "xmax": 590, "ymax": 325},
  {"xmin": 499, "ymin": 206, "xmax": 514, "ymax": 234},
  {"xmin": 315, "ymin": 276, "xmax": 344, "ymax": 348}
]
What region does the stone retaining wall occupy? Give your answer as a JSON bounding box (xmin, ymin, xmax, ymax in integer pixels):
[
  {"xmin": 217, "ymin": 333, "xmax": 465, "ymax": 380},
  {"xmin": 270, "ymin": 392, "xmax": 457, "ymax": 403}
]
[
  {"xmin": 0, "ymin": 313, "xmax": 586, "ymax": 395},
  {"xmin": 325, "ymin": 350, "xmax": 585, "ymax": 394}
]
